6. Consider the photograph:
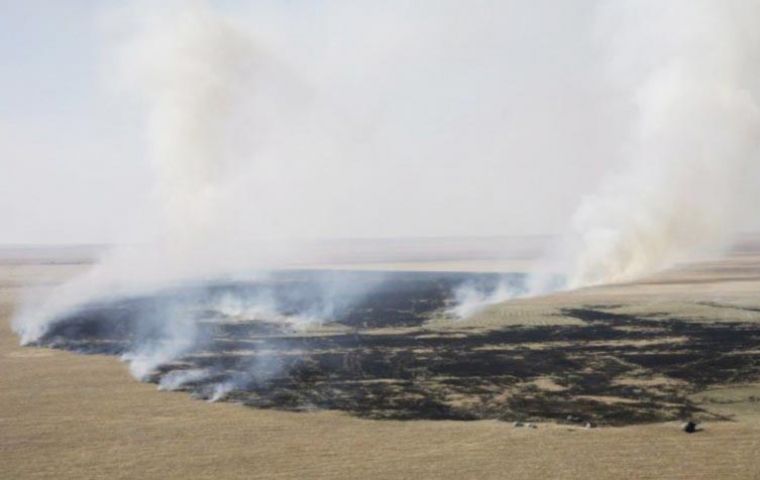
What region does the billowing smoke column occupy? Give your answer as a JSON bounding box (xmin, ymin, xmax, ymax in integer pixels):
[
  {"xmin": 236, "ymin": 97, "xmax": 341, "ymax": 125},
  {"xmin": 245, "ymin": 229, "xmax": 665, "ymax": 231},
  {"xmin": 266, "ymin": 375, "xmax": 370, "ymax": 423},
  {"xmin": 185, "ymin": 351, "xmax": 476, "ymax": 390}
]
[
  {"xmin": 13, "ymin": 2, "xmax": 415, "ymax": 389},
  {"xmin": 450, "ymin": 1, "xmax": 760, "ymax": 316},
  {"xmin": 565, "ymin": 1, "xmax": 760, "ymax": 289},
  {"xmin": 12, "ymin": 3, "xmax": 284, "ymax": 378},
  {"xmin": 130, "ymin": 3, "xmax": 254, "ymax": 250}
]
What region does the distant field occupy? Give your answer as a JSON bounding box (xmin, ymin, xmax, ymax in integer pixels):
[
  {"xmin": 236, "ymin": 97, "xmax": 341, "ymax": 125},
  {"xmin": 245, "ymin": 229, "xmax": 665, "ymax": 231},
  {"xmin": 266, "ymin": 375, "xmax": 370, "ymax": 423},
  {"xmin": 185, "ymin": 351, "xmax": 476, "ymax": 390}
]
[{"xmin": 2, "ymin": 240, "xmax": 760, "ymax": 479}]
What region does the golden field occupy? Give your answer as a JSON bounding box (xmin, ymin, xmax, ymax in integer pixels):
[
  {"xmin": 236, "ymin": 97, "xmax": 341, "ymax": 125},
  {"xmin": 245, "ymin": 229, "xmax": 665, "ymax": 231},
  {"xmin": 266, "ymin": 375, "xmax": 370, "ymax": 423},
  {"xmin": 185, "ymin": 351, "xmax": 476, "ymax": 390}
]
[{"xmin": 2, "ymin": 244, "xmax": 760, "ymax": 479}]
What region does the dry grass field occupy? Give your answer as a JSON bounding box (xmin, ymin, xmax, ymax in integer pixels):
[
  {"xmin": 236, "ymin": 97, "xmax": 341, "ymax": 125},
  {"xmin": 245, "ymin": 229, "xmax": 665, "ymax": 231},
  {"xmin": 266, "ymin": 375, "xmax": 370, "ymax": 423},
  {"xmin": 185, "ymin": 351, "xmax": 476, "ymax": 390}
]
[{"xmin": 3, "ymin": 244, "xmax": 760, "ymax": 479}]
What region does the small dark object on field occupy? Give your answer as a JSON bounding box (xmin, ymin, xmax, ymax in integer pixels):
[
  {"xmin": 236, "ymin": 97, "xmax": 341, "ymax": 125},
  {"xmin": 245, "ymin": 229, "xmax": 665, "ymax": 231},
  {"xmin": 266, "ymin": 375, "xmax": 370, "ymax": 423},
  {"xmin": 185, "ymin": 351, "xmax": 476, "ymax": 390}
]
[{"xmin": 682, "ymin": 421, "xmax": 698, "ymax": 433}]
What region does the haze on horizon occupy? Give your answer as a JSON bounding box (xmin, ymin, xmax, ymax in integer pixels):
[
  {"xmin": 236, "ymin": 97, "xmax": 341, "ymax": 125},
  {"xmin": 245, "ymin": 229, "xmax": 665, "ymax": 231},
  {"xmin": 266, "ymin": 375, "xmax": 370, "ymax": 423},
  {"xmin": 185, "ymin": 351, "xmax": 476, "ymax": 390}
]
[{"xmin": 1, "ymin": 1, "xmax": 759, "ymax": 286}]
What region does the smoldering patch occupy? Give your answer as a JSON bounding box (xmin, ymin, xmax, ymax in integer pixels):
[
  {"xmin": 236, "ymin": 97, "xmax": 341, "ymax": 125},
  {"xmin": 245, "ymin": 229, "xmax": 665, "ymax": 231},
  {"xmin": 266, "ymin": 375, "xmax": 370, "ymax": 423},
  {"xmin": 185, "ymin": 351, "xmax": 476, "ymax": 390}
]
[
  {"xmin": 30, "ymin": 269, "xmax": 512, "ymax": 383},
  {"xmin": 23, "ymin": 270, "xmax": 760, "ymax": 426}
]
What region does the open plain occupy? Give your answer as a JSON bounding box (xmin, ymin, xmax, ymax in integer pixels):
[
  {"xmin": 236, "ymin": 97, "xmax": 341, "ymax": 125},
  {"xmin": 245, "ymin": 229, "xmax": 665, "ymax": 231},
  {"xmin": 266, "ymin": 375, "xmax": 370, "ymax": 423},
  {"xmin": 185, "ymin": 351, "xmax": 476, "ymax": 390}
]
[{"xmin": 2, "ymin": 242, "xmax": 760, "ymax": 479}]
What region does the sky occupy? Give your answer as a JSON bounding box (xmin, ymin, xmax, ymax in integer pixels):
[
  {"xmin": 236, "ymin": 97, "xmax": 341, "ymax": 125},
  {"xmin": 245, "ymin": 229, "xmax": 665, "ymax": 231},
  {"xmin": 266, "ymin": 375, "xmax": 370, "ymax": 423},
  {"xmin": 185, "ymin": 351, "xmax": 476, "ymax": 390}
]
[
  {"xmin": 1, "ymin": 1, "xmax": 757, "ymax": 245},
  {"xmin": 0, "ymin": 1, "xmax": 151, "ymax": 244}
]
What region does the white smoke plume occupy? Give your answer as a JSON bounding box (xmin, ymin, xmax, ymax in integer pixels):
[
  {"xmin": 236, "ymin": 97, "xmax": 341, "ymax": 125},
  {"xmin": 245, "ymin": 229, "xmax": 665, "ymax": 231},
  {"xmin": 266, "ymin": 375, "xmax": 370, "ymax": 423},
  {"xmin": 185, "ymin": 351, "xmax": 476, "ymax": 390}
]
[
  {"xmin": 448, "ymin": 0, "xmax": 760, "ymax": 316},
  {"xmin": 565, "ymin": 1, "xmax": 760, "ymax": 289},
  {"xmin": 158, "ymin": 368, "xmax": 210, "ymax": 392},
  {"xmin": 447, "ymin": 283, "xmax": 516, "ymax": 319},
  {"xmin": 123, "ymin": 3, "xmax": 256, "ymax": 252},
  {"xmin": 12, "ymin": 3, "xmax": 304, "ymax": 378}
]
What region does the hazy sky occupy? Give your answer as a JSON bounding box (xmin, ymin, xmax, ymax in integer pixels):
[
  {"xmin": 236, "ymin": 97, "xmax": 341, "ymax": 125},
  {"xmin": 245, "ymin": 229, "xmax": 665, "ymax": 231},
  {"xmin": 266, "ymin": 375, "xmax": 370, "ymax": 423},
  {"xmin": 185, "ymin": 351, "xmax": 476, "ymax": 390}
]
[
  {"xmin": 0, "ymin": 1, "xmax": 151, "ymax": 244},
  {"xmin": 1, "ymin": 1, "xmax": 756, "ymax": 245}
]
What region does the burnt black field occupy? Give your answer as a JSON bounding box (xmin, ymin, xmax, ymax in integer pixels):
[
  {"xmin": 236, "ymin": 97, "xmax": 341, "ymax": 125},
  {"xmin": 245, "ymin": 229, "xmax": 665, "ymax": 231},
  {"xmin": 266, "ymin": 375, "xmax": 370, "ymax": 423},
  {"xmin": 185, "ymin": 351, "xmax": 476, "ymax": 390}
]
[{"xmin": 30, "ymin": 270, "xmax": 760, "ymax": 426}]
